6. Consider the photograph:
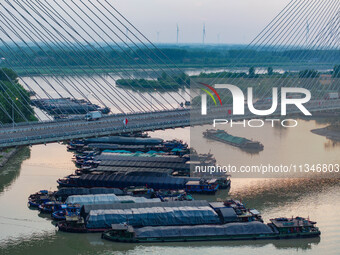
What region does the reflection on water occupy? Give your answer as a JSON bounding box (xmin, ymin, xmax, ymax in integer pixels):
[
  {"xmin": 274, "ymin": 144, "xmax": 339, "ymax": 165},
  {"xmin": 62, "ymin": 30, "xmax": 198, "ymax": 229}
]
[
  {"xmin": 324, "ymin": 140, "xmax": 340, "ymax": 150},
  {"xmin": 0, "ymin": 231, "xmax": 321, "ymax": 255},
  {"xmin": 0, "ymin": 147, "xmax": 30, "ymax": 194},
  {"xmin": 191, "ymin": 119, "xmax": 340, "ymax": 178},
  {"xmin": 0, "ymin": 120, "xmax": 339, "ymax": 255}
]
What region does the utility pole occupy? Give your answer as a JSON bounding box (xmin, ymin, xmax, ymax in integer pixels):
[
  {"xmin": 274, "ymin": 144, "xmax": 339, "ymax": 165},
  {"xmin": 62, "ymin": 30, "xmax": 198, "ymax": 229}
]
[{"xmin": 176, "ymin": 24, "xmax": 179, "ymax": 44}]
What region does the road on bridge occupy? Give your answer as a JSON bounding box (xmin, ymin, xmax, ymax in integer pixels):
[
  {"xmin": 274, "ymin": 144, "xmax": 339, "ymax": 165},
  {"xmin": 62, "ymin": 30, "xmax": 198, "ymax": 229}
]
[{"xmin": 0, "ymin": 99, "xmax": 339, "ymax": 148}]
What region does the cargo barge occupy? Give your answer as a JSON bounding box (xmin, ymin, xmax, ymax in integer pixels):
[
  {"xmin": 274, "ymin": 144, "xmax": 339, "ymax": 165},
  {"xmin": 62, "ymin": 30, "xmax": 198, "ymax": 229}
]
[
  {"xmin": 50, "ymin": 194, "xmax": 161, "ymax": 221},
  {"xmin": 68, "ymin": 138, "xmax": 188, "ymax": 154},
  {"xmin": 57, "ymin": 172, "xmax": 225, "ymax": 193},
  {"xmin": 57, "ymin": 200, "xmax": 218, "ymax": 233},
  {"xmin": 57, "ymin": 199, "xmax": 259, "ymax": 233},
  {"xmin": 28, "ymin": 188, "xmax": 125, "ymax": 207},
  {"xmin": 102, "ymin": 217, "xmax": 320, "ymax": 243},
  {"xmin": 203, "ymin": 129, "xmax": 264, "ymax": 151},
  {"xmin": 31, "ymin": 98, "xmax": 110, "ymax": 115},
  {"xmin": 29, "ymin": 186, "xmax": 190, "ymax": 209}
]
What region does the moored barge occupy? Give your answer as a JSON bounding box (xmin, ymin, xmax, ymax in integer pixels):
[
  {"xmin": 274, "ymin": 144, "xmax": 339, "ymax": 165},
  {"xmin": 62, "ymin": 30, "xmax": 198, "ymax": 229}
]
[
  {"xmin": 57, "ymin": 199, "xmax": 261, "ymax": 233},
  {"xmin": 203, "ymin": 129, "xmax": 264, "ymax": 151},
  {"xmin": 102, "ymin": 217, "xmax": 320, "ymax": 243},
  {"xmin": 57, "ymin": 172, "xmax": 225, "ymax": 194}
]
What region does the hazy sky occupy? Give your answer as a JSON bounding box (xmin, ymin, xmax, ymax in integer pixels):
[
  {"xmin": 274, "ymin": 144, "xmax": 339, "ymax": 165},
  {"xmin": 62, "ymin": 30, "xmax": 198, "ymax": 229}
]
[
  {"xmin": 0, "ymin": 0, "xmax": 294, "ymax": 46},
  {"xmin": 112, "ymin": 0, "xmax": 291, "ymax": 44}
]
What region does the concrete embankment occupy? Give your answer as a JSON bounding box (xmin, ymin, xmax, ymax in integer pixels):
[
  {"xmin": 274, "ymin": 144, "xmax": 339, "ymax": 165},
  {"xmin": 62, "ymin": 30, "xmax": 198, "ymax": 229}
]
[
  {"xmin": 0, "ymin": 148, "xmax": 19, "ymax": 167},
  {"xmin": 311, "ymin": 127, "xmax": 340, "ymax": 141}
]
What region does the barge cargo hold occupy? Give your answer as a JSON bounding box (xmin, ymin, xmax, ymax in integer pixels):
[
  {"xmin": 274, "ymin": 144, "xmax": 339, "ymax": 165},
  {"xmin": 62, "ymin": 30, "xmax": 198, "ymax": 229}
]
[
  {"xmin": 58, "ymin": 202, "xmax": 221, "ymax": 233},
  {"xmin": 51, "ymin": 195, "xmax": 160, "ymax": 221},
  {"xmin": 54, "ymin": 188, "xmax": 124, "ymax": 201},
  {"xmin": 57, "ymin": 172, "xmax": 223, "ymax": 193},
  {"xmin": 203, "ymin": 129, "xmax": 264, "ymax": 151},
  {"xmin": 102, "ymin": 217, "xmax": 321, "ymax": 243},
  {"xmin": 31, "ymin": 98, "xmax": 110, "ymax": 115},
  {"xmin": 64, "ymin": 194, "xmax": 161, "ymax": 206},
  {"xmin": 84, "ymin": 137, "xmax": 164, "ymax": 146},
  {"xmin": 28, "ymin": 188, "xmax": 125, "ymax": 207},
  {"xmin": 58, "ymin": 200, "xmax": 259, "ymax": 233}
]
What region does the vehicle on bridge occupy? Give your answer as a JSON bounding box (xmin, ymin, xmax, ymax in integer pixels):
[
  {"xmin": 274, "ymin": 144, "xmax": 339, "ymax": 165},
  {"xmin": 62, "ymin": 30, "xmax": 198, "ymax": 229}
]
[{"xmin": 85, "ymin": 111, "xmax": 103, "ymax": 121}]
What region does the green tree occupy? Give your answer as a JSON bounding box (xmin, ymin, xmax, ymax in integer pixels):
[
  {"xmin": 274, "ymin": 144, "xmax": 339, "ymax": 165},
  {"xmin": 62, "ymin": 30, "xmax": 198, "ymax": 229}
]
[
  {"xmin": 267, "ymin": 67, "xmax": 274, "ymax": 75},
  {"xmin": 0, "ymin": 68, "xmax": 36, "ymax": 124},
  {"xmin": 248, "ymin": 67, "xmax": 255, "ymax": 78},
  {"xmin": 299, "ymin": 69, "xmax": 320, "ymax": 78},
  {"xmin": 0, "ymin": 68, "xmax": 18, "ymax": 83},
  {"xmin": 332, "ymin": 65, "xmax": 340, "ymax": 78},
  {"xmin": 161, "ymin": 72, "xmax": 168, "ymax": 80}
]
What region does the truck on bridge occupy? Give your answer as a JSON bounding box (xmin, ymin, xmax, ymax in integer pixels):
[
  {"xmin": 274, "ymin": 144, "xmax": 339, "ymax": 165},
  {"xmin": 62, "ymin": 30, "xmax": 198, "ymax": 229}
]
[{"xmin": 85, "ymin": 111, "xmax": 103, "ymax": 121}]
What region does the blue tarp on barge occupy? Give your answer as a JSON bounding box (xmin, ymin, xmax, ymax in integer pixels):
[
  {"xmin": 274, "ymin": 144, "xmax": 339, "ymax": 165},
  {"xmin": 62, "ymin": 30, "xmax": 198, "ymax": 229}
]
[
  {"xmin": 86, "ymin": 206, "xmax": 220, "ymax": 229},
  {"xmin": 134, "ymin": 221, "xmax": 274, "ymax": 238}
]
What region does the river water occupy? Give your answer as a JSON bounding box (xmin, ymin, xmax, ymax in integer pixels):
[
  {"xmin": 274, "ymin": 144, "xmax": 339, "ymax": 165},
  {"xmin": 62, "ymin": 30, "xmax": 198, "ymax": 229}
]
[
  {"xmin": 0, "ymin": 118, "xmax": 339, "ymax": 255},
  {"xmin": 19, "ymin": 67, "xmax": 282, "ymax": 119}
]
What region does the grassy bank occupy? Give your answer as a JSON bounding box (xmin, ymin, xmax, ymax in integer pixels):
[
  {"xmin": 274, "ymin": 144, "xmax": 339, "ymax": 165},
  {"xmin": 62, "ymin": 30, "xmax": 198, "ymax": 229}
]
[{"xmin": 0, "ymin": 148, "xmax": 19, "ymax": 168}]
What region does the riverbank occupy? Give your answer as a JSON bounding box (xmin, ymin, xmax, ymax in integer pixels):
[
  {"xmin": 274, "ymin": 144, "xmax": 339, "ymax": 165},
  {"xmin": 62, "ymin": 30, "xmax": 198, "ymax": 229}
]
[
  {"xmin": 13, "ymin": 62, "xmax": 334, "ymax": 77},
  {"xmin": 0, "ymin": 148, "xmax": 19, "ymax": 168},
  {"xmin": 311, "ymin": 126, "xmax": 340, "ymax": 141}
]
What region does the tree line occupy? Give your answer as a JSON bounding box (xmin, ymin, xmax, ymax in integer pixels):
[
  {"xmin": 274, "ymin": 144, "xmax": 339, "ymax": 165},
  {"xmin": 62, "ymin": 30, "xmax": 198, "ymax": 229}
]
[
  {"xmin": 1, "ymin": 46, "xmax": 340, "ymax": 69},
  {"xmin": 0, "ymin": 68, "xmax": 36, "ymax": 124}
]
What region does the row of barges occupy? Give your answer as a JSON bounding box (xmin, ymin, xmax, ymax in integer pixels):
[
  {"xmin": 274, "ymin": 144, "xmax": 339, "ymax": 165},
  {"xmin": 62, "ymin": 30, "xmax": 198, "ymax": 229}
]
[
  {"xmin": 63, "ymin": 136, "xmax": 228, "ymax": 193},
  {"xmin": 28, "ymin": 132, "xmax": 320, "ymax": 244}
]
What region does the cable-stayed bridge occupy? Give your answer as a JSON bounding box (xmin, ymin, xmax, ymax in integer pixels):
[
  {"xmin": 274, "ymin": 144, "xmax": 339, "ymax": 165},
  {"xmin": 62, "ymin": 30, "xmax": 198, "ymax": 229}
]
[{"xmin": 0, "ymin": 0, "xmax": 339, "ymax": 148}]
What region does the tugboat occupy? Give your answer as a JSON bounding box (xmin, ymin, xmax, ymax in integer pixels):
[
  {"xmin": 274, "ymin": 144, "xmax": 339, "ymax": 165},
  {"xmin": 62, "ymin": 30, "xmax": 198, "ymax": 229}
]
[
  {"xmin": 101, "ymin": 216, "xmax": 320, "ymax": 243},
  {"xmin": 52, "ymin": 205, "xmax": 80, "ymax": 221},
  {"xmin": 28, "ymin": 190, "xmax": 54, "ymax": 208},
  {"xmin": 203, "ymin": 129, "xmax": 264, "ymax": 151},
  {"xmin": 38, "ymin": 201, "xmax": 65, "ymax": 214},
  {"xmin": 185, "ymin": 179, "xmax": 219, "ymax": 194}
]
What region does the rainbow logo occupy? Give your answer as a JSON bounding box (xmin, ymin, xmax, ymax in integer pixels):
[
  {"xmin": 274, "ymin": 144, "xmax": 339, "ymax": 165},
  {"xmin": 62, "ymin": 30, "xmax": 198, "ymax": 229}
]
[{"xmin": 199, "ymin": 82, "xmax": 223, "ymax": 106}]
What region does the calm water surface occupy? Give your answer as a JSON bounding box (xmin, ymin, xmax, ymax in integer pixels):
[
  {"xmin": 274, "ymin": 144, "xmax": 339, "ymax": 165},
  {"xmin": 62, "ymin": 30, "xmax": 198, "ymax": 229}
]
[{"xmin": 0, "ymin": 119, "xmax": 339, "ymax": 255}]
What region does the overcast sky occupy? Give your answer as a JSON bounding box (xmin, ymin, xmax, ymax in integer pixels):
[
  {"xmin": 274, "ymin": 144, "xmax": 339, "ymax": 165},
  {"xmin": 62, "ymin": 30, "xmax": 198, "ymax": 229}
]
[
  {"xmin": 0, "ymin": 0, "xmax": 294, "ymax": 46},
  {"xmin": 112, "ymin": 0, "xmax": 291, "ymax": 44}
]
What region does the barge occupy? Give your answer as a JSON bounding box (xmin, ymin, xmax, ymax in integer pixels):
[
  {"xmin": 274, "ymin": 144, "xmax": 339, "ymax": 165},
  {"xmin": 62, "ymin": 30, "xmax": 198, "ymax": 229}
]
[
  {"xmin": 102, "ymin": 217, "xmax": 320, "ymax": 243},
  {"xmin": 203, "ymin": 129, "xmax": 264, "ymax": 151},
  {"xmin": 31, "ymin": 98, "xmax": 110, "ymax": 115},
  {"xmin": 57, "ymin": 199, "xmax": 261, "ymax": 233},
  {"xmin": 49, "ymin": 194, "xmax": 160, "ymax": 220},
  {"xmin": 28, "ymin": 190, "xmax": 54, "ymax": 207},
  {"xmin": 57, "ymin": 172, "xmax": 225, "ymax": 194},
  {"xmin": 28, "ymin": 187, "xmax": 125, "ymax": 207}
]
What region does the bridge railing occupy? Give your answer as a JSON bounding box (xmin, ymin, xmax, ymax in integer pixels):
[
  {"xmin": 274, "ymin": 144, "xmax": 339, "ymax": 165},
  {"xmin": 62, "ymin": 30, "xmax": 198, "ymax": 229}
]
[{"xmin": 0, "ymin": 107, "xmax": 190, "ymax": 133}]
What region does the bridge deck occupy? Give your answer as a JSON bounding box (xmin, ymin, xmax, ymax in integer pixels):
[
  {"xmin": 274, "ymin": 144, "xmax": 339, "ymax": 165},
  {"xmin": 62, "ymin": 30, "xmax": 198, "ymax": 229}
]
[{"xmin": 0, "ymin": 99, "xmax": 339, "ymax": 149}]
